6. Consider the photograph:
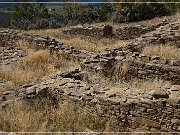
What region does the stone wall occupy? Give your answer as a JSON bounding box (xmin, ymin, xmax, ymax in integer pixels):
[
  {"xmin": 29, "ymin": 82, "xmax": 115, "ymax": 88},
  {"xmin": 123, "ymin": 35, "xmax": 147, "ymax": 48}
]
[
  {"xmin": 79, "ymin": 19, "xmax": 180, "ymax": 84},
  {"xmin": 0, "ymin": 70, "xmax": 179, "ymax": 132},
  {"xmin": 82, "ymin": 50, "xmax": 180, "ymax": 85},
  {"xmin": 0, "ymin": 19, "xmax": 179, "ymax": 132},
  {"xmin": 0, "ymin": 29, "xmax": 95, "ymax": 66},
  {"xmin": 63, "ymin": 21, "xmax": 169, "ymax": 40}
]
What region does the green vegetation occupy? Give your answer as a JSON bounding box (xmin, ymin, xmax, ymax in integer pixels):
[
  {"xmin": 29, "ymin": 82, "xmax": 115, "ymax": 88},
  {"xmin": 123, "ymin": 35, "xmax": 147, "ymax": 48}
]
[
  {"xmin": 2, "ymin": 0, "xmax": 178, "ymax": 29},
  {"xmin": 112, "ymin": 0, "xmax": 179, "ymax": 22},
  {"xmin": 60, "ymin": 0, "xmax": 179, "ymax": 25},
  {"xmin": 0, "ymin": 11, "xmax": 11, "ymax": 27},
  {"xmin": 11, "ymin": 1, "xmax": 50, "ymax": 29}
]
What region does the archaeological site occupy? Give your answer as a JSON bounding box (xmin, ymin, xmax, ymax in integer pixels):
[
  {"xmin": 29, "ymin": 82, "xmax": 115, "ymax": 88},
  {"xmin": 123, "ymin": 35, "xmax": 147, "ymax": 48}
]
[{"xmin": 0, "ymin": 1, "xmax": 180, "ymax": 134}]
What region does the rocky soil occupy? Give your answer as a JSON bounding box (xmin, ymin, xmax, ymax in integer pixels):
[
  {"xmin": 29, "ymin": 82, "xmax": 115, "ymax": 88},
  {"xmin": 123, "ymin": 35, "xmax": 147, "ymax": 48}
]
[{"xmin": 0, "ymin": 16, "xmax": 179, "ymax": 133}]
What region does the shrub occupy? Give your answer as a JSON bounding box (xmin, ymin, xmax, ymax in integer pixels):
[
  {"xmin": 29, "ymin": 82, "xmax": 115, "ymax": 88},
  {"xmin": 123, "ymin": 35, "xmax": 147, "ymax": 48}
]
[
  {"xmin": 112, "ymin": 0, "xmax": 179, "ymax": 22},
  {"xmin": 11, "ymin": 1, "xmax": 50, "ymax": 29}
]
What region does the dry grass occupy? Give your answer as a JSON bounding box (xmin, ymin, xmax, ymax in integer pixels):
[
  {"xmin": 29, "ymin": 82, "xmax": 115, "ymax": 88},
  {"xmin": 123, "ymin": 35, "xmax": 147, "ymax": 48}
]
[
  {"xmin": 127, "ymin": 79, "xmax": 171, "ymax": 91},
  {"xmin": 0, "ymin": 81, "xmax": 15, "ymax": 93},
  {"xmin": 0, "ymin": 50, "xmax": 79, "ymax": 85},
  {"xmin": 112, "ymin": 61, "xmax": 131, "ymax": 82},
  {"xmin": 60, "ymin": 37, "xmax": 129, "ymax": 52},
  {"xmin": 142, "ymin": 44, "xmax": 180, "ymax": 60},
  {"xmin": 84, "ymin": 61, "xmax": 131, "ymax": 88},
  {"xmin": 27, "ymin": 29, "xmax": 130, "ymax": 52},
  {"xmin": 105, "ymin": 79, "xmax": 171, "ymax": 97},
  {"xmin": 0, "ymin": 79, "xmax": 171, "ymax": 132},
  {"xmin": 0, "ymin": 50, "xmax": 53, "ymax": 85},
  {"xmin": 16, "ymin": 40, "xmax": 29, "ymax": 50},
  {"xmin": 0, "ymin": 101, "xmax": 108, "ymax": 132}
]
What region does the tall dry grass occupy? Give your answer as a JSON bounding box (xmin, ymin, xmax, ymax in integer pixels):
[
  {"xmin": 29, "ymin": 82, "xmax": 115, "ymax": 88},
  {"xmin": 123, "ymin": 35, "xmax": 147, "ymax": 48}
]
[
  {"xmin": 0, "ymin": 81, "xmax": 15, "ymax": 93},
  {"xmin": 16, "ymin": 40, "xmax": 29, "ymax": 50},
  {"xmin": 106, "ymin": 79, "xmax": 171, "ymax": 96},
  {"xmin": 27, "ymin": 29, "xmax": 130, "ymax": 52},
  {"xmin": 0, "ymin": 50, "xmax": 79, "ymax": 85},
  {"xmin": 142, "ymin": 44, "xmax": 180, "ymax": 59},
  {"xmin": 0, "ymin": 101, "xmax": 109, "ymax": 132},
  {"xmin": 0, "ymin": 79, "xmax": 170, "ymax": 132},
  {"xmin": 0, "ymin": 50, "xmax": 53, "ymax": 85}
]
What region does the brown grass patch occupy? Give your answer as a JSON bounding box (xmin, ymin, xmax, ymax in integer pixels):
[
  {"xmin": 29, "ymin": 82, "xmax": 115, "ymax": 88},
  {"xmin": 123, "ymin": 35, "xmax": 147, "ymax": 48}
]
[
  {"xmin": 0, "ymin": 101, "xmax": 108, "ymax": 132},
  {"xmin": 0, "ymin": 81, "xmax": 15, "ymax": 93},
  {"xmin": 142, "ymin": 44, "xmax": 180, "ymax": 60},
  {"xmin": 0, "ymin": 50, "xmax": 53, "ymax": 85},
  {"xmin": 16, "ymin": 40, "xmax": 29, "ymax": 50},
  {"xmin": 26, "ymin": 29, "xmax": 130, "ymax": 52},
  {"xmin": 105, "ymin": 79, "xmax": 171, "ymax": 97},
  {"xmin": 0, "ymin": 50, "xmax": 79, "ymax": 85}
]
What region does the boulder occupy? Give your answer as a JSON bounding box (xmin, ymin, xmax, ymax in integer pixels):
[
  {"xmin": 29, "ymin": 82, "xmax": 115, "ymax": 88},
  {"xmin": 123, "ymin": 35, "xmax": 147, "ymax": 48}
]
[
  {"xmin": 167, "ymin": 93, "xmax": 180, "ymax": 105},
  {"xmin": 151, "ymin": 55, "xmax": 160, "ymax": 61},
  {"xmin": 26, "ymin": 86, "xmax": 36, "ymax": 95},
  {"xmin": 150, "ymin": 89, "xmax": 169, "ymax": 99},
  {"xmin": 167, "ymin": 60, "xmax": 180, "ymax": 66},
  {"xmin": 170, "ymin": 85, "xmax": 180, "ymax": 91}
]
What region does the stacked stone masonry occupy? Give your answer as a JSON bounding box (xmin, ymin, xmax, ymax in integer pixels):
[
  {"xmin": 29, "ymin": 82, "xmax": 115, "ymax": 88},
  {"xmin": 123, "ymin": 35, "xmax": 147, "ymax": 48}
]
[
  {"xmin": 63, "ymin": 20, "xmax": 170, "ymax": 39},
  {"xmin": 0, "ymin": 70, "xmax": 179, "ymax": 132},
  {"xmin": 0, "ymin": 18, "xmax": 180, "ymax": 132}
]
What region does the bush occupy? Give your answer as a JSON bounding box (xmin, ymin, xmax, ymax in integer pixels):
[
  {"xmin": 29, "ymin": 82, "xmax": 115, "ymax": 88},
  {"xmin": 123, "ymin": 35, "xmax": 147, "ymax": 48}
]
[
  {"xmin": 11, "ymin": 1, "xmax": 50, "ymax": 29},
  {"xmin": 112, "ymin": 0, "xmax": 179, "ymax": 22}
]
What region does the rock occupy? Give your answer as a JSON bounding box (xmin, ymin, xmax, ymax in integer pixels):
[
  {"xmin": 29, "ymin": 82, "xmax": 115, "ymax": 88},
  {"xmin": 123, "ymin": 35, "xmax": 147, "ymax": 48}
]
[
  {"xmin": 167, "ymin": 94, "xmax": 180, "ymax": 105},
  {"xmin": 26, "ymin": 86, "xmax": 36, "ymax": 95},
  {"xmin": 168, "ymin": 60, "xmax": 180, "ymax": 66},
  {"xmin": 150, "ymin": 89, "xmax": 169, "ymax": 99},
  {"xmin": 60, "ymin": 69, "xmax": 82, "ymax": 80},
  {"xmin": 36, "ymin": 85, "xmax": 49, "ymax": 97},
  {"xmin": 2, "ymin": 91, "xmax": 12, "ymax": 95},
  {"xmin": 170, "ymin": 85, "xmax": 180, "ymax": 91},
  {"xmin": 82, "ymin": 128, "xmax": 94, "ymax": 135},
  {"xmin": 171, "ymin": 118, "xmax": 180, "ymax": 124},
  {"xmin": 140, "ymin": 55, "xmax": 150, "ymax": 62},
  {"xmin": 8, "ymin": 132, "xmax": 17, "ymax": 135},
  {"xmin": 151, "ymin": 55, "xmax": 160, "ymax": 61},
  {"xmin": 115, "ymin": 56, "xmax": 124, "ymax": 61}
]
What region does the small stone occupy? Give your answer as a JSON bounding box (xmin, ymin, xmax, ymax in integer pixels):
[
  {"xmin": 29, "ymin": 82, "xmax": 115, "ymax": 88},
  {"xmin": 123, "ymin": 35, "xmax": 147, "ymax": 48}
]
[
  {"xmin": 171, "ymin": 118, "xmax": 180, "ymax": 124},
  {"xmin": 151, "ymin": 55, "xmax": 160, "ymax": 61},
  {"xmin": 26, "ymin": 86, "xmax": 36, "ymax": 95},
  {"xmin": 150, "ymin": 89, "xmax": 169, "ymax": 99},
  {"xmin": 2, "ymin": 91, "xmax": 12, "ymax": 95},
  {"xmin": 142, "ymin": 56, "xmax": 150, "ymax": 62},
  {"xmin": 170, "ymin": 85, "xmax": 180, "ymax": 91},
  {"xmin": 167, "ymin": 94, "xmax": 180, "ymax": 105},
  {"xmin": 168, "ymin": 60, "xmax": 180, "ymax": 66},
  {"xmin": 8, "ymin": 132, "xmax": 17, "ymax": 135},
  {"xmin": 36, "ymin": 86, "xmax": 49, "ymax": 97},
  {"xmin": 115, "ymin": 56, "xmax": 124, "ymax": 61}
]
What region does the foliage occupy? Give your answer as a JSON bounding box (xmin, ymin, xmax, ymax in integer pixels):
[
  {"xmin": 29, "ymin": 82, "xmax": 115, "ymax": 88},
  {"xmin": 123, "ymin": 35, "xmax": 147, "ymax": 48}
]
[
  {"xmin": 61, "ymin": 0, "xmax": 178, "ymax": 25},
  {"xmin": 8, "ymin": 0, "xmax": 179, "ymax": 28},
  {"xmin": 11, "ymin": 1, "xmax": 50, "ymax": 29},
  {"xmin": 112, "ymin": 0, "xmax": 179, "ymax": 22},
  {"xmin": 0, "ymin": 11, "xmax": 11, "ymax": 27},
  {"xmin": 63, "ymin": 3, "xmax": 113, "ymax": 25}
]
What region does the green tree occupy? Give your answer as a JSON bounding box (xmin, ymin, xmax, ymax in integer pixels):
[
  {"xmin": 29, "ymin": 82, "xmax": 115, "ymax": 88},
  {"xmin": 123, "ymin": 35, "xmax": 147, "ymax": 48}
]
[
  {"xmin": 96, "ymin": 2, "xmax": 113, "ymax": 22},
  {"xmin": 11, "ymin": 0, "xmax": 50, "ymax": 29},
  {"xmin": 112, "ymin": 0, "xmax": 179, "ymax": 22}
]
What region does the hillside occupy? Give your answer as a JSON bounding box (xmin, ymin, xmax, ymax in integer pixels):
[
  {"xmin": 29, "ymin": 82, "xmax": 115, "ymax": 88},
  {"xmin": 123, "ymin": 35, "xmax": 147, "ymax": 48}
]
[{"xmin": 0, "ymin": 13, "xmax": 179, "ymax": 133}]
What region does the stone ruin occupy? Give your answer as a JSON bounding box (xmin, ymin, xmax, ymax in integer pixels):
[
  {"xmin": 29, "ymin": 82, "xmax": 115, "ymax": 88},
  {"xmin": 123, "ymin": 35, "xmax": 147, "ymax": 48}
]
[
  {"xmin": 0, "ymin": 18, "xmax": 180, "ymax": 132},
  {"xmin": 103, "ymin": 25, "xmax": 113, "ymax": 37},
  {"xmin": 62, "ymin": 19, "xmax": 171, "ymax": 40}
]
